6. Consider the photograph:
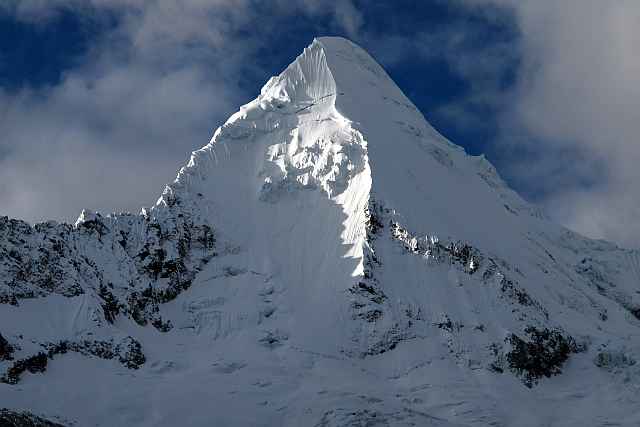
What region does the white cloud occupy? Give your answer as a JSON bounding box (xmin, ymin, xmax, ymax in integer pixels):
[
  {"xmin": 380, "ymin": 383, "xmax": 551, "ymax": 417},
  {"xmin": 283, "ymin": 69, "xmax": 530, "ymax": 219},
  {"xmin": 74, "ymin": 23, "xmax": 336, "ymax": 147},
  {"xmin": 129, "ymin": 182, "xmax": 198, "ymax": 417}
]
[{"xmin": 456, "ymin": 0, "xmax": 640, "ymax": 247}]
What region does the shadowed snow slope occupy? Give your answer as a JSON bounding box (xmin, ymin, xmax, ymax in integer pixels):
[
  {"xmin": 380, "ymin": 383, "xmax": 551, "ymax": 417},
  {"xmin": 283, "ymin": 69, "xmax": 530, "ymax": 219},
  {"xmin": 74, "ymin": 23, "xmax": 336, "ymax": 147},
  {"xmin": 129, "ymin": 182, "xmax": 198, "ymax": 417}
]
[{"xmin": 1, "ymin": 37, "xmax": 640, "ymax": 427}]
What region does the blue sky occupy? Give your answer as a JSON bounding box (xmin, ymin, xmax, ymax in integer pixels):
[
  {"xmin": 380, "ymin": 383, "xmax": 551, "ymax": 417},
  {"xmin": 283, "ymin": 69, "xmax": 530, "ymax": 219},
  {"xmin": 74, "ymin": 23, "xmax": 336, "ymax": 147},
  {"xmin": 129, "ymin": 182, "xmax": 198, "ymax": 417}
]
[{"xmin": 1, "ymin": 1, "xmax": 639, "ymax": 247}]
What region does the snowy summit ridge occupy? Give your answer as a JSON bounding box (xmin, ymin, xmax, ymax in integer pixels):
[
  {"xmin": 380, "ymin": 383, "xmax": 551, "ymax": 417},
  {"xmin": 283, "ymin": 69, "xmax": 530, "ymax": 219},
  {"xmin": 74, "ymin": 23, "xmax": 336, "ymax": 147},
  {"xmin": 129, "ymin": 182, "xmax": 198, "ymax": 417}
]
[{"xmin": 2, "ymin": 37, "xmax": 640, "ymax": 427}]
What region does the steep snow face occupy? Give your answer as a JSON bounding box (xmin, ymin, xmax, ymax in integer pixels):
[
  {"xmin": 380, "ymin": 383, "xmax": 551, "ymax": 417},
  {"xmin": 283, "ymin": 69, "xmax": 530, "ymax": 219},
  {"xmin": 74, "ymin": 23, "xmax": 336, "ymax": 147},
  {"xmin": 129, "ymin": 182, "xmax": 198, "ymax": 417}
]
[
  {"xmin": 320, "ymin": 37, "xmax": 546, "ymax": 255},
  {"xmin": 151, "ymin": 38, "xmax": 374, "ymax": 353},
  {"xmin": 2, "ymin": 37, "xmax": 640, "ymax": 427}
]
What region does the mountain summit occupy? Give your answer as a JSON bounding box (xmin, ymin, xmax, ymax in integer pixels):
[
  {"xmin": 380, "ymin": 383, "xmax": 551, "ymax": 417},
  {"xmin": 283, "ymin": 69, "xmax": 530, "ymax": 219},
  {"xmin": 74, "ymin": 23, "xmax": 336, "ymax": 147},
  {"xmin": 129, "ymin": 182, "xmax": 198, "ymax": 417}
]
[{"xmin": 1, "ymin": 37, "xmax": 639, "ymax": 427}]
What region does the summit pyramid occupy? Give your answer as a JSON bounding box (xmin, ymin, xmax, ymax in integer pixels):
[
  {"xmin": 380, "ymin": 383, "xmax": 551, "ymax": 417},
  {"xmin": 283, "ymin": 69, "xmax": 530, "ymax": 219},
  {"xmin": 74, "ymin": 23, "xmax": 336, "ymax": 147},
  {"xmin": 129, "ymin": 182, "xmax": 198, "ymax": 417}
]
[{"xmin": 1, "ymin": 37, "xmax": 639, "ymax": 427}]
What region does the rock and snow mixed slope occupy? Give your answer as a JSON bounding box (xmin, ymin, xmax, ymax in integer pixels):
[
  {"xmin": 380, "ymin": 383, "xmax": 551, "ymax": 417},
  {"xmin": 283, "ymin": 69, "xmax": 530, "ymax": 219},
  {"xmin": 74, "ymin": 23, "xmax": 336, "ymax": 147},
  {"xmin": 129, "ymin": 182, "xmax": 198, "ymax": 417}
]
[{"xmin": 1, "ymin": 37, "xmax": 640, "ymax": 426}]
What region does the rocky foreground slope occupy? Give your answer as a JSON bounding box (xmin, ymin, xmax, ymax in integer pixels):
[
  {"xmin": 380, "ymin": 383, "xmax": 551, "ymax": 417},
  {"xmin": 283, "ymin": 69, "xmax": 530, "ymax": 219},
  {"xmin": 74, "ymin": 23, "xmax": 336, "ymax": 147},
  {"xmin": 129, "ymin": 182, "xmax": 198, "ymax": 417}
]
[{"xmin": 1, "ymin": 37, "xmax": 639, "ymax": 426}]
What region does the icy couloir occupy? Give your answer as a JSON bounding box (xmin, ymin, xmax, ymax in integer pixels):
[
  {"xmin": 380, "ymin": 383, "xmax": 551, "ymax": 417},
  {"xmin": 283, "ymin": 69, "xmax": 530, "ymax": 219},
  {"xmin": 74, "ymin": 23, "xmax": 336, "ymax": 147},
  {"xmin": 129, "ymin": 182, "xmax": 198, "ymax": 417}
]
[{"xmin": 1, "ymin": 37, "xmax": 640, "ymax": 426}]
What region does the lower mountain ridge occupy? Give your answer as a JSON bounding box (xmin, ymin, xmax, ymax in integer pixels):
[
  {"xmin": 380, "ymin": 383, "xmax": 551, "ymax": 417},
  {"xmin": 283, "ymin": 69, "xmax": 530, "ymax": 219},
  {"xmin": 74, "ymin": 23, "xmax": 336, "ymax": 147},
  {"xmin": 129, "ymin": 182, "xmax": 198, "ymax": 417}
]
[{"xmin": 1, "ymin": 37, "xmax": 639, "ymax": 427}]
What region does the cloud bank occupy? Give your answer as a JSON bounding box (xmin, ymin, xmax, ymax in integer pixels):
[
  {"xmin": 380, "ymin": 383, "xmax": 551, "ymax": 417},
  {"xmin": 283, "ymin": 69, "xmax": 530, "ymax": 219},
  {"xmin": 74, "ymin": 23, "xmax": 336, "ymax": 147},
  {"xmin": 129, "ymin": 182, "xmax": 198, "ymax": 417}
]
[{"xmin": 448, "ymin": 0, "xmax": 640, "ymax": 247}]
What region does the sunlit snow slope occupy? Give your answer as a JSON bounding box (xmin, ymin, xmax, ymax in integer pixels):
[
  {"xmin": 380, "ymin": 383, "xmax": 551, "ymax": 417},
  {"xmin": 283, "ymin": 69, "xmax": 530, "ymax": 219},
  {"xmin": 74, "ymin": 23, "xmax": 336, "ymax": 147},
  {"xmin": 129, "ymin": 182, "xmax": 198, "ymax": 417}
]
[{"xmin": 1, "ymin": 37, "xmax": 640, "ymax": 427}]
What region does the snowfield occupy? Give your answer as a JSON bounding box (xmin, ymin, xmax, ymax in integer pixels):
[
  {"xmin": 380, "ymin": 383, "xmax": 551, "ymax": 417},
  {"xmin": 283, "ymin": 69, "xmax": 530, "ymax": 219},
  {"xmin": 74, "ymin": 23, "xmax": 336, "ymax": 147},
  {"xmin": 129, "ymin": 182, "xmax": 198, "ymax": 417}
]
[{"xmin": 1, "ymin": 37, "xmax": 640, "ymax": 426}]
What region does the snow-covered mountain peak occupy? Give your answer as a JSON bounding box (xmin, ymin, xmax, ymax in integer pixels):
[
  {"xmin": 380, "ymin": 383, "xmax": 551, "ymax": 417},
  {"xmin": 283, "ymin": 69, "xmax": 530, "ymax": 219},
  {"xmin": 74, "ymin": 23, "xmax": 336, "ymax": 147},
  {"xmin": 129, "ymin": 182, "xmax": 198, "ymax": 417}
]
[
  {"xmin": 258, "ymin": 37, "xmax": 391, "ymax": 105},
  {"xmin": 74, "ymin": 209, "xmax": 101, "ymax": 228},
  {"xmin": 2, "ymin": 37, "xmax": 640, "ymax": 427}
]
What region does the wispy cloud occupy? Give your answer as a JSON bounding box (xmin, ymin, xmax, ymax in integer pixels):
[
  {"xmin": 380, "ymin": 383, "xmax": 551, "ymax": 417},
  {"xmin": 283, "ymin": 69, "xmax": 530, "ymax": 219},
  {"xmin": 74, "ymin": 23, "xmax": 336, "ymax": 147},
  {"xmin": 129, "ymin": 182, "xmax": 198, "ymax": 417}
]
[{"xmin": 466, "ymin": 1, "xmax": 640, "ymax": 247}]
